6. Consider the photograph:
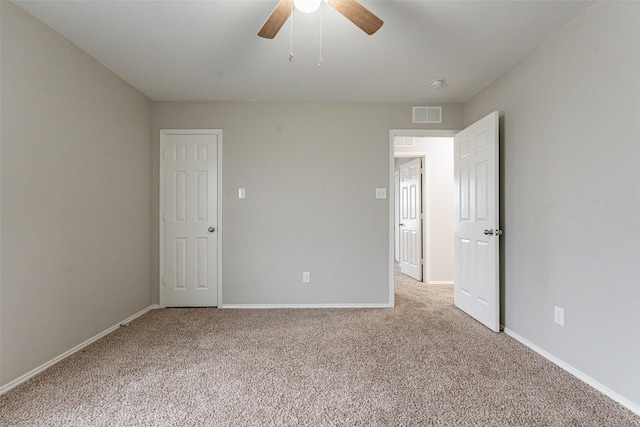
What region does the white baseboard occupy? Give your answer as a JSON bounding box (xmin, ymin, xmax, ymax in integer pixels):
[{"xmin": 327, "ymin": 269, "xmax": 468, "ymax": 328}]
[
  {"xmin": 504, "ymin": 328, "xmax": 640, "ymax": 416},
  {"xmin": 0, "ymin": 304, "xmax": 160, "ymax": 396},
  {"xmin": 426, "ymin": 280, "xmax": 454, "ymax": 285},
  {"xmin": 222, "ymin": 303, "xmax": 393, "ymax": 309}
]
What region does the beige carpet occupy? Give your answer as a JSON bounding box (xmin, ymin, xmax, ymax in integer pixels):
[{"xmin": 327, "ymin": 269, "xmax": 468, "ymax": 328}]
[{"xmin": 1, "ymin": 271, "xmax": 638, "ymax": 426}]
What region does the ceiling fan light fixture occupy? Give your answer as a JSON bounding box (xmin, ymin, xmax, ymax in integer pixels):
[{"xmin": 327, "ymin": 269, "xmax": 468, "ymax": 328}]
[
  {"xmin": 294, "ymin": 0, "xmax": 322, "ymax": 13},
  {"xmin": 258, "ymin": 0, "xmax": 383, "ymax": 39}
]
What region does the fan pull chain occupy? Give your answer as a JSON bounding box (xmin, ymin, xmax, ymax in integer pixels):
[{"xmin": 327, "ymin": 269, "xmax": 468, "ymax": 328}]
[
  {"xmin": 289, "ymin": 0, "xmax": 294, "ymax": 61},
  {"xmin": 317, "ymin": 1, "xmax": 323, "ymax": 65}
]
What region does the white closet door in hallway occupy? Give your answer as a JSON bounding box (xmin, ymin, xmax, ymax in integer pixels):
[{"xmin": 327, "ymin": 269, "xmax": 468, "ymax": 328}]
[{"xmin": 399, "ymin": 158, "xmax": 423, "ymax": 281}]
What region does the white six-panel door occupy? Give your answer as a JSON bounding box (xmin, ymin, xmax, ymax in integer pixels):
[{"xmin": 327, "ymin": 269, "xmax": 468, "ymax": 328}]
[
  {"xmin": 400, "ymin": 158, "xmax": 423, "ymax": 281},
  {"xmin": 394, "ymin": 170, "xmax": 400, "ymax": 263},
  {"xmin": 161, "ymin": 130, "xmax": 220, "ymax": 307},
  {"xmin": 454, "ymin": 112, "xmax": 500, "ymax": 332}
]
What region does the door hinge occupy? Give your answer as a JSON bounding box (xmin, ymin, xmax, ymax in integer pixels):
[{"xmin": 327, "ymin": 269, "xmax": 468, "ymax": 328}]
[{"xmin": 162, "ymin": 211, "xmax": 166, "ymax": 222}]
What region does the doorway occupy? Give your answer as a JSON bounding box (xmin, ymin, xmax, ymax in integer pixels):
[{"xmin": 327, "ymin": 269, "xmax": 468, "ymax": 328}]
[
  {"xmin": 390, "ymin": 130, "xmax": 455, "ymax": 288},
  {"xmin": 391, "ymin": 112, "xmax": 500, "ymax": 331}
]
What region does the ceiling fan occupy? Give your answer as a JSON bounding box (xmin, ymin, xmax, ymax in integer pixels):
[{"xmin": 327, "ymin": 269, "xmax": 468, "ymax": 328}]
[{"xmin": 258, "ymin": 0, "xmax": 383, "ymax": 39}]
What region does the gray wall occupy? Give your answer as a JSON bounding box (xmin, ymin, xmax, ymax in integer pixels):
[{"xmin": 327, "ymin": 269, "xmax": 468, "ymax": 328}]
[
  {"xmin": 464, "ymin": 2, "xmax": 640, "ymax": 407},
  {"xmin": 0, "ymin": 2, "xmax": 153, "ymax": 386},
  {"xmin": 152, "ymin": 103, "xmax": 463, "ymax": 306}
]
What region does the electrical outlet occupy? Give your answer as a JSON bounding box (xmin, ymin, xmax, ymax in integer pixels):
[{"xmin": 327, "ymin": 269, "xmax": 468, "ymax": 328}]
[
  {"xmin": 554, "ymin": 306, "xmax": 565, "ymax": 326},
  {"xmin": 375, "ymin": 188, "xmax": 387, "ymax": 199},
  {"xmin": 302, "ymin": 272, "xmax": 310, "ymax": 283}
]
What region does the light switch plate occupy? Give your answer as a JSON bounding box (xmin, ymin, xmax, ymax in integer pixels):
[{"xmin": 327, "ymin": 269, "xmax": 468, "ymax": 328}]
[
  {"xmin": 239, "ymin": 188, "xmax": 246, "ymax": 199},
  {"xmin": 375, "ymin": 188, "xmax": 387, "ymax": 199},
  {"xmin": 554, "ymin": 306, "xmax": 565, "ymax": 326}
]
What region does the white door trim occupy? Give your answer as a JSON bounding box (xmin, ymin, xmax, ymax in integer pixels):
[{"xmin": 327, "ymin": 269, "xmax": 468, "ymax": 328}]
[
  {"xmin": 389, "ymin": 129, "xmax": 458, "ymax": 303},
  {"xmin": 159, "ymin": 129, "xmax": 223, "ymax": 308}
]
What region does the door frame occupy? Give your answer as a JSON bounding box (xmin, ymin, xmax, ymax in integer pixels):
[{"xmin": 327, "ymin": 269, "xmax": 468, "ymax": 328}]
[
  {"xmin": 388, "ymin": 129, "xmax": 458, "ymax": 303},
  {"xmin": 159, "ymin": 129, "xmax": 223, "ymax": 308}
]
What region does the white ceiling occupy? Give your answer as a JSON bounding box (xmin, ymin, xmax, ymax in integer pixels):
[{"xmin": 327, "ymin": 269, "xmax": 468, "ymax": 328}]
[{"xmin": 14, "ymin": 0, "xmax": 593, "ymax": 104}]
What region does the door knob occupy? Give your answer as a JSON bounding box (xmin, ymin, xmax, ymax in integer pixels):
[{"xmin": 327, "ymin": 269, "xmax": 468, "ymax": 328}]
[
  {"xmin": 399, "ymin": 223, "xmax": 405, "ymax": 226},
  {"xmin": 208, "ymin": 227, "xmax": 215, "ymax": 233},
  {"xmin": 483, "ymin": 229, "xmax": 494, "ymax": 236}
]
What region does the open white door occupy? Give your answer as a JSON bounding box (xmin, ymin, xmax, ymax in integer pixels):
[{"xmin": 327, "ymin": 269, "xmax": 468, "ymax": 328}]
[
  {"xmin": 394, "ymin": 170, "xmax": 400, "ymax": 263},
  {"xmin": 161, "ymin": 130, "xmax": 220, "ymax": 307},
  {"xmin": 399, "ymin": 158, "xmax": 423, "ymax": 281},
  {"xmin": 454, "ymin": 112, "xmax": 500, "ymax": 332}
]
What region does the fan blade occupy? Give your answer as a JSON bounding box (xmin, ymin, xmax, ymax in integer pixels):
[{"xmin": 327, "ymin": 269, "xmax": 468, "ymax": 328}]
[
  {"xmin": 258, "ymin": 0, "xmax": 293, "ymax": 39},
  {"xmin": 327, "ymin": 0, "xmax": 383, "ymax": 35}
]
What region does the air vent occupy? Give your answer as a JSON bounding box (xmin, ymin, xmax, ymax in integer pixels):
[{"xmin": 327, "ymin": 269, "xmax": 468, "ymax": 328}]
[
  {"xmin": 394, "ymin": 137, "xmax": 415, "ymax": 147},
  {"xmin": 412, "ymin": 106, "xmax": 442, "ymax": 124}
]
